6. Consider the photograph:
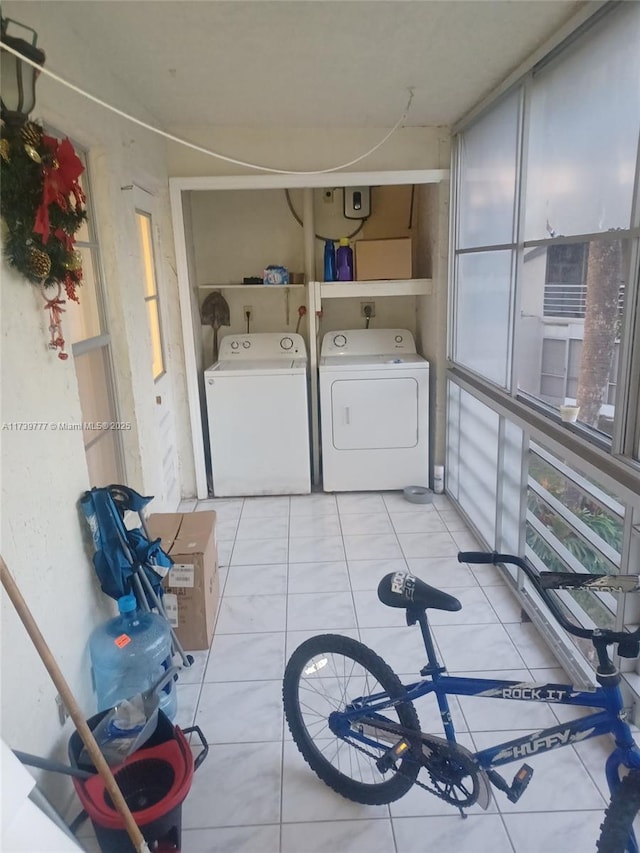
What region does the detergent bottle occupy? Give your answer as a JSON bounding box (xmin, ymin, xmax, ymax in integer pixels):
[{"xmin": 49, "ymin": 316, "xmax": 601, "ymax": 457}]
[
  {"xmin": 336, "ymin": 238, "xmax": 353, "ymax": 281},
  {"xmin": 323, "ymin": 239, "xmax": 336, "ymax": 282}
]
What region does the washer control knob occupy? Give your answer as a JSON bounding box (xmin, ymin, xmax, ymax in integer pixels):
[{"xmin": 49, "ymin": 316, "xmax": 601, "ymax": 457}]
[
  {"xmin": 207, "ymin": 378, "xmax": 214, "ymax": 385},
  {"xmin": 395, "ymin": 335, "xmax": 404, "ymax": 344},
  {"xmin": 243, "ymin": 340, "xmax": 251, "ymax": 349},
  {"xmin": 231, "ymin": 341, "xmax": 239, "ymax": 350},
  {"xmin": 333, "ymin": 334, "xmax": 347, "ymax": 348},
  {"xmin": 280, "ymin": 336, "xmax": 294, "ymax": 350}
]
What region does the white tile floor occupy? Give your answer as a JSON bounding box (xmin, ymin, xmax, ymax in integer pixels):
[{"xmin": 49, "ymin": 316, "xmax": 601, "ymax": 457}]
[{"xmin": 81, "ymin": 491, "xmax": 614, "ymax": 853}]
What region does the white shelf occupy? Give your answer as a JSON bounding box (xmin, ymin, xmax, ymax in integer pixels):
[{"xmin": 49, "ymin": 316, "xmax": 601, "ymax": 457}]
[
  {"xmin": 318, "ymin": 279, "xmax": 432, "ymax": 298},
  {"xmin": 199, "ymin": 283, "xmax": 305, "ymax": 290}
]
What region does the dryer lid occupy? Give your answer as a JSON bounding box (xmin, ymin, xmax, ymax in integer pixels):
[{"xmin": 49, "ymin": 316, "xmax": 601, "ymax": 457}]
[{"xmin": 320, "ymin": 353, "xmax": 428, "ymax": 370}]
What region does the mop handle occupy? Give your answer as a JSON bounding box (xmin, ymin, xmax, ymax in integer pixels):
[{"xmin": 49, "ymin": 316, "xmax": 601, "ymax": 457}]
[{"xmin": 0, "ymin": 555, "xmax": 151, "ymax": 853}]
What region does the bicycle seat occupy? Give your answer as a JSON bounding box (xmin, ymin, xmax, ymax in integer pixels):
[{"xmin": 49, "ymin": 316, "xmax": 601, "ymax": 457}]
[{"xmin": 378, "ymin": 572, "xmax": 462, "ymax": 612}]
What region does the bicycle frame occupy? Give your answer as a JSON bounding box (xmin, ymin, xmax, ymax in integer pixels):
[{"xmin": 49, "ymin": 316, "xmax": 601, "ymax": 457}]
[
  {"xmin": 394, "ymin": 675, "xmax": 640, "ymax": 772},
  {"xmin": 333, "ymin": 608, "xmax": 640, "ymax": 853},
  {"xmin": 282, "ymin": 552, "xmax": 640, "ymax": 853}
]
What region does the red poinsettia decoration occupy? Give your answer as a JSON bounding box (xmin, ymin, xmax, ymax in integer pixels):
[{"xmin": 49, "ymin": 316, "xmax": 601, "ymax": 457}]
[{"xmin": 33, "ymin": 135, "xmax": 85, "ymax": 244}]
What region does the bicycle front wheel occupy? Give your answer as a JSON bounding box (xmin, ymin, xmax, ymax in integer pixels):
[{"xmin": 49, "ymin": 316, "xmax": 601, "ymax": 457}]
[
  {"xmin": 283, "ymin": 634, "xmax": 421, "ymax": 805},
  {"xmin": 597, "ymin": 770, "xmax": 640, "ymax": 853}
]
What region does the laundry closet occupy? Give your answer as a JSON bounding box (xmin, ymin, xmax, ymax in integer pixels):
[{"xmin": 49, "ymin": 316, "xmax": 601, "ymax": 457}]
[{"xmin": 171, "ymin": 173, "xmax": 449, "ymax": 499}]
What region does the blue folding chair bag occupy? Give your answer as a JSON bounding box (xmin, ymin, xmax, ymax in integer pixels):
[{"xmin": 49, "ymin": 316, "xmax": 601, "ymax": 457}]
[
  {"xmin": 80, "ymin": 485, "xmax": 192, "ymax": 668},
  {"xmin": 80, "ymin": 486, "xmax": 172, "ymax": 602}
]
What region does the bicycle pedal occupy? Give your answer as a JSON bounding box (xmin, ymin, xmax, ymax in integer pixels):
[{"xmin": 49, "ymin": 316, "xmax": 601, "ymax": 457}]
[
  {"xmin": 487, "ymin": 764, "xmax": 534, "ymax": 803},
  {"xmin": 375, "ymin": 738, "xmax": 412, "ymax": 774},
  {"xmin": 509, "ymin": 764, "xmax": 534, "ymax": 802}
]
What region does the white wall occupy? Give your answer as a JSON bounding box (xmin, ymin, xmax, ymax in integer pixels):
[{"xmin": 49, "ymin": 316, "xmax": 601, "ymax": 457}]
[
  {"xmin": 191, "ymin": 188, "xmax": 308, "ymax": 367},
  {"xmin": 0, "ymin": 267, "xmax": 101, "ymax": 806},
  {"xmin": 0, "ymin": 1, "xmax": 188, "ymax": 814}
]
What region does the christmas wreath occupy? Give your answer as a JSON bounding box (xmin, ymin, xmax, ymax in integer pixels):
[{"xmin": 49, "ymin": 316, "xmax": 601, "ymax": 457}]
[
  {"xmin": 1, "ymin": 120, "xmax": 87, "ymax": 359},
  {"xmin": 0, "ymin": 120, "xmax": 86, "ymax": 302}
]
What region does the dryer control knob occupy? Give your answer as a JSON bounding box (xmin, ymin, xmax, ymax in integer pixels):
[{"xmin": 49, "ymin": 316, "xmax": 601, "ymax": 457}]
[
  {"xmin": 395, "ymin": 335, "xmax": 404, "ymax": 344},
  {"xmin": 333, "ymin": 334, "xmax": 347, "ymax": 348},
  {"xmin": 280, "ymin": 336, "xmax": 294, "ymax": 350},
  {"xmin": 231, "ymin": 341, "xmax": 239, "ymax": 350},
  {"xmin": 243, "ymin": 340, "xmax": 251, "ymax": 349},
  {"xmin": 207, "ymin": 378, "xmax": 214, "ymax": 385}
]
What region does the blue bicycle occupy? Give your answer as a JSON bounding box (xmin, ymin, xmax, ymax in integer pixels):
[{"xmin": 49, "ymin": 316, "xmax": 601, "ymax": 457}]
[{"xmin": 283, "ymin": 551, "xmax": 640, "ymax": 852}]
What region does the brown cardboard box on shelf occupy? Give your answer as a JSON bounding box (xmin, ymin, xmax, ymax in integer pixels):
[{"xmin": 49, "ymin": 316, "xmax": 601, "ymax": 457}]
[
  {"xmin": 360, "ymin": 186, "xmax": 416, "ymax": 241},
  {"xmin": 146, "ymin": 511, "xmax": 218, "ymax": 651},
  {"xmin": 354, "ymin": 237, "xmax": 413, "ymax": 281}
]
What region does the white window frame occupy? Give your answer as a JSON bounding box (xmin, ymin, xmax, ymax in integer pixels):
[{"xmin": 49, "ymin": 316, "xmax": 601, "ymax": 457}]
[{"xmin": 70, "ymin": 143, "xmax": 125, "ymax": 484}]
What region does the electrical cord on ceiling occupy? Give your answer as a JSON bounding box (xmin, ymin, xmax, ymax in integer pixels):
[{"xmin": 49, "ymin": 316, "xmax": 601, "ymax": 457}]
[
  {"xmin": 1, "ymin": 40, "xmax": 415, "ymax": 176},
  {"xmin": 284, "ymin": 189, "xmax": 367, "ymax": 242}
]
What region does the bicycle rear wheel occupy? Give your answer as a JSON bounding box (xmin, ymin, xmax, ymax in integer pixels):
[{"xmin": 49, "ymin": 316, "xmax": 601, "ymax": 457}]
[
  {"xmin": 283, "ymin": 633, "xmax": 421, "ymax": 805},
  {"xmin": 597, "ymin": 770, "xmax": 640, "ymax": 853}
]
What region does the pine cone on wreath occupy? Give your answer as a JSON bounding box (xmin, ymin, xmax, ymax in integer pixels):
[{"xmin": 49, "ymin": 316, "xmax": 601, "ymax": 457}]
[
  {"xmin": 20, "ymin": 122, "xmax": 43, "ymax": 148},
  {"xmin": 27, "ymin": 247, "xmax": 52, "ymax": 279}
]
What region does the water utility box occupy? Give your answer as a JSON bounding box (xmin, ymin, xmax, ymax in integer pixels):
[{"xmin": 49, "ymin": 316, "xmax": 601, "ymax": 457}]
[{"xmin": 344, "ymin": 187, "xmax": 371, "ymax": 219}]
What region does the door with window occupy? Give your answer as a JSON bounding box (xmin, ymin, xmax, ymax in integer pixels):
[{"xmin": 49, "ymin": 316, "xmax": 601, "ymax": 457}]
[
  {"xmin": 130, "ymin": 186, "xmax": 180, "ymax": 510},
  {"xmin": 67, "ymin": 148, "xmax": 125, "ymax": 486}
]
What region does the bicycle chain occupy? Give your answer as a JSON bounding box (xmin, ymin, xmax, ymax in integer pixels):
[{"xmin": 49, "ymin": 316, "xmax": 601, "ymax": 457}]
[{"xmin": 341, "ymin": 730, "xmax": 470, "ymax": 802}]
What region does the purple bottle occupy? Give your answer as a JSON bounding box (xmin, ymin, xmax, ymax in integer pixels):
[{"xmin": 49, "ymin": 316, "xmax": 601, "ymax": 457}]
[{"xmin": 336, "ymin": 238, "xmax": 353, "ymax": 281}]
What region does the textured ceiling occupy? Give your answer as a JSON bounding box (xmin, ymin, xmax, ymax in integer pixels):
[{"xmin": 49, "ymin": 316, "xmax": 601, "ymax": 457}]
[{"xmin": 10, "ymin": 0, "xmax": 588, "ymax": 128}]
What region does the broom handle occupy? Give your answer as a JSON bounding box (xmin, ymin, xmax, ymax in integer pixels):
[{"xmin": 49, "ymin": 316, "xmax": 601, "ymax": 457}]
[{"xmin": 0, "ymin": 555, "xmax": 151, "ymax": 853}]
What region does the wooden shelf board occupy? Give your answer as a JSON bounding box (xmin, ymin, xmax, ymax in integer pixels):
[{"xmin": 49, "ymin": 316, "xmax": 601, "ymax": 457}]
[
  {"xmin": 318, "ymin": 279, "xmax": 432, "ymax": 298},
  {"xmin": 199, "ymin": 283, "xmax": 305, "ymax": 290}
]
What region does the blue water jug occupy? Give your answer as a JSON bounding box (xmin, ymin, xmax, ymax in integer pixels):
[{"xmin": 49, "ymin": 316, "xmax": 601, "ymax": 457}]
[
  {"xmin": 323, "ymin": 239, "xmax": 336, "ymax": 282},
  {"xmin": 89, "ymin": 594, "xmax": 177, "ymax": 720}
]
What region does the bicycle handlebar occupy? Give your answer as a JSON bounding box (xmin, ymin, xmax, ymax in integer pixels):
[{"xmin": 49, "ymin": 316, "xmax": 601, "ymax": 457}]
[
  {"xmin": 457, "ymin": 551, "xmax": 640, "ymax": 649},
  {"xmin": 459, "ymin": 551, "xmax": 503, "ymax": 566}
]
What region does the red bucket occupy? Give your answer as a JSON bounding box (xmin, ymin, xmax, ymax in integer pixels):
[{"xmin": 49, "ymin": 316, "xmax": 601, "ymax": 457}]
[{"xmin": 69, "ymin": 710, "xmax": 207, "ymax": 853}]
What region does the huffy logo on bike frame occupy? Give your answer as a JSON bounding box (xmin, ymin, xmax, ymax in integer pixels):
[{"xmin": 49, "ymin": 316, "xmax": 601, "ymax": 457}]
[
  {"xmin": 493, "ymin": 727, "xmax": 595, "ymax": 762},
  {"xmin": 391, "ymin": 572, "xmax": 416, "ymax": 600}
]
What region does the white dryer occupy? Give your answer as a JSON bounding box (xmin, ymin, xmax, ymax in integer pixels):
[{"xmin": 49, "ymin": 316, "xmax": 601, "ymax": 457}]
[
  {"xmin": 205, "ymin": 332, "xmax": 310, "ymax": 497},
  {"xmin": 319, "ymin": 329, "xmax": 429, "ymax": 492}
]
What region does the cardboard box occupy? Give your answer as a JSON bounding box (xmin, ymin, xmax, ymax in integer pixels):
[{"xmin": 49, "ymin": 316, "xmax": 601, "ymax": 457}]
[
  {"xmin": 147, "ymin": 511, "xmax": 218, "ymax": 651},
  {"xmin": 360, "ymin": 186, "xmax": 416, "ymax": 241},
  {"xmin": 355, "ymin": 237, "xmax": 413, "ymax": 281}
]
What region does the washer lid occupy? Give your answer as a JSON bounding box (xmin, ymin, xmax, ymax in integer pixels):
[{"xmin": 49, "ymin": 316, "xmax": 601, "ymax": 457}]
[{"xmin": 206, "ymin": 357, "xmax": 307, "ymax": 376}]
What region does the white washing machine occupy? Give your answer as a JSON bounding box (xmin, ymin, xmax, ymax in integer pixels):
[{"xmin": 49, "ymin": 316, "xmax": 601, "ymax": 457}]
[
  {"xmin": 205, "ymin": 332, "xmax": 311, "ymax": 496},
  {"xmin": 319, "ymin": 329, "xmax": 429, "ymax": 492}
]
